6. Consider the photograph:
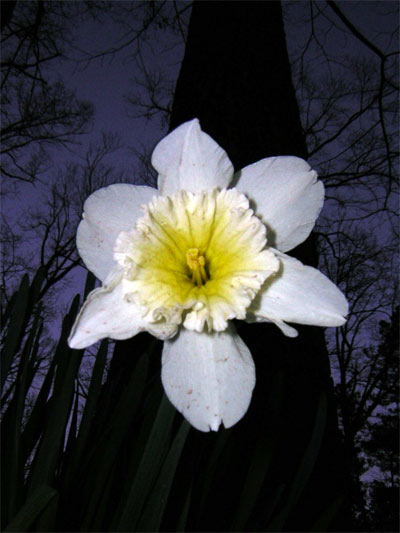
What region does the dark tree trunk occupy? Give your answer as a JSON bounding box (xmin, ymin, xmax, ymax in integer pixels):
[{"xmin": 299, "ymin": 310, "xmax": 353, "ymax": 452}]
[
  {"xmin": 170, "ymin": 1, "xmax": 307, "ymax": 166},
  {"xmin": 1, "ymin": 0, "xmax": 17, "ymax": 30},
  {"xmin": 168, "ymin": 2, "xmax": 351, "ymax": 531}
]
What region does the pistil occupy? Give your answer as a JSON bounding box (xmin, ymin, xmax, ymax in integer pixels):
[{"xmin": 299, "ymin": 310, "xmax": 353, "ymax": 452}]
[{"xmin": 186, "ymin": 248, "xmax": 209, "ymax": 286}]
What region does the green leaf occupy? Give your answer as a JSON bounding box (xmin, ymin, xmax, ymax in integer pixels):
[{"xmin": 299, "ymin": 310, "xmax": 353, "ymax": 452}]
[
  {"xmin": 81, "ymin": 348, "xmax": 150, "ymax": 531},
  {"xmin": 1, "ymin": 291, "xmax": 17, "ymax": 333},
  {"xmin": 21, "ymin": 353, "xmax": 56, "ymax": 464},
  {"xmin": 1, "ymin": 301, "xmax": 43, "ymax": 525},
  {"xmin": 61, "ymin": 382, "xmax": 80, "ymax": 472},
  {"xmin": 1, "ymin": 275, "xmax": 30, "ymax": 393},
  {"xmin": 309, "ymin": 494, "xmax": 345, "ymax": 532},
  {"xmin": 34, "ymin": 490, "xmax": 59, "ymax": 532},
  {"xmin": 231, "ymin": 369, "xmax": 285, "ymax": 531},
  {"xmin": 176, "ymin": 480, "xmax": 193, "ymax": 533},
  {"xmin": 115, "ymin": 393, "xmax": 176, "ymax": 531},
  {"xmin": 27, "ymin": 295, "xmax": 82, "ymax": 495},
  {"xmin": 24, "ymin": 313, "xmax": 44, "ymax": 397},
  {"xmin": 195, "ymin": 426, "xmax": 232, "ymax": 523},
  {"xmin": 266, "ymin": 391, "xmax": 328, "ymax": 532},
  {"xmin": 137, "ymin": 419, "xmax": 191, "ymax": 531},
  {"xmin": 29, "ymin": 265, "xmax": 47, "ymax": 304},
  {"xmin": 4, "ymin": 485, "xmax": 57, "ymax": 532},
  {"xmin": 83, "ymin": 271, "xmax": 96, "ymax": 298},
  {"xmin": 231, "ymin": 433, "xmax": 276, "ymax": 531},
  {"xmin": 61, "ymin": 339, "xmax": 108, "ymax": 491}
]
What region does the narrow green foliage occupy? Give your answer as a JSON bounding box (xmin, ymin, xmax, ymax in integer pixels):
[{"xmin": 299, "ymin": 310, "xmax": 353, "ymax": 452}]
[
  {"xmin": 231, "ymin": 369, "xmax": 285, "ymax": 531},
  {"xmin": 137, "ymin": 419, "xmax": 191, "ymax": 531},
  {"xmin": 1, "ymin": 270, "xmax": 342, "ymax": 532},
  {"xmin": 29, "ymin": 266, "xmax": 47, "ymax": 305},
  {"xmin": 2, "ymin": 313, "xmax": 39, "ymax": 521},
  {"xmin": 266, "ymin": 391, "xmax": 328, "ymax": 532},
  {"xmin": 193, "ymin": 425, "xmax": 232, "ymax": 523},
  {"xmin": 80, "ymin": 347, "xmax": 150, "ymax": 531},
  {"xmin": 176, "ymin": 480, "xmax": 193, "ymax": 532},
  {"xmin": 4, "ymin": 485, "xmax": 58, "ymax": 532},
  {"xmin": 1, "ymin": 275, "xmax": 30, "ymax": 393},
  {"xmin": 62, "ymin": 383, "xmax": 80, "ymax": 471},
  {"xmin": 24, "ymin": 313, "xmax": 44, "ymax": 397},
  {"xmin": 309, "ymin": 494, "xmax": 345, "ymax": 532},
  {"xmin": 115, "ymin": 394, "xmax": 176, "ymax": 531},
  {"xmin": 61, "ymin": 339, "xmax": 108, "ymax": 491},
  {"xmin": 34, "ymin": 490, "xmax": 59, "ymax": 532},
  {"xmin": 83, "ymin": 271, "xmax": 96, "ymax": 298},
  {"xmin": 1, "ymin": 291, "xmax": 18, "ymax": 331},
  {"xmin": 21, "ymin": 353, "xmax": 56, "ymax": 466},
  {"xmin": 27, "ymin": 295, "xmax": 82, "ymax": 495},
  {"xmin": 1, "ymin": 266, "xmax": 46, "ymax": 394},
  {"xmin": 231, "ymin": 433, "xmax": 276, "ymax": 531},
  {"xmin": 1, "ymin": 276, "xmax": 45, "ymax": 527}
]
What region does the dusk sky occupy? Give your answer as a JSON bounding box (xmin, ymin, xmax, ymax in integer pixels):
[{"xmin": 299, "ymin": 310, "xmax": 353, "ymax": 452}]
[
  {"xmin": 7, "ymin": 0, "xmax": 396, "ymax": 324},
  {"xmin": 8, "ymin": 1, "xmax": 397, "ymax": 210},
  {"xmin": 60, "ymin": 1, "xmax": 396, "ymax": 178},
  {"xmin": 2, "ymin": 2, "xmax": 397, "ymax": 371}
]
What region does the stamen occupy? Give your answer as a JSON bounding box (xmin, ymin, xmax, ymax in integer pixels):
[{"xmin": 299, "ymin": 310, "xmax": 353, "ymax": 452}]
[{"xmin": 186, "ymin": 248, "xmax": 209, "ymax": 286}]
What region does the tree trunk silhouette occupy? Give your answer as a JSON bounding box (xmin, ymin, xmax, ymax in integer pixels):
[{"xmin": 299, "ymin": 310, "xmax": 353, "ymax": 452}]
[
  {"xmin": 169, "ymin": 2, "xmax": 351, "ymax": 530},
  {"xmin": 1, "ymin": 1, "xmax": 16, "ymax": 30}
]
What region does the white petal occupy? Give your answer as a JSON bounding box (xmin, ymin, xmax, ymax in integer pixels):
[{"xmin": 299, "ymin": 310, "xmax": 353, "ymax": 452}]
[
  {"xmin": 68, "ymin": 271, "xmax": 177, "ymax": 349},
  {"xmin": 248, "ymin": 249, "xmax": 348, "ymax": 334},
  {"xmin": 151, "ymin": 119, "xmax": 234, "ymax": 195},
  {"xmin": 161, "ymin": 324, "xmax": 255, "ymax": 432},
  {"xmin": 77, "ymin": 184, "xmax": 158, "ymax": 282},
  {"xmin": 233, "ymin": 156, "xmax": 324, "ymax": 252},
  {"xmin": 246, "ymin": 313, "xmax": 299, "ymax": 337}
]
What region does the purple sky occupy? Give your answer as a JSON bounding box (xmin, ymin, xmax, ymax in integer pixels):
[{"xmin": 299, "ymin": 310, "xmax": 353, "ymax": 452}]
[
  {"xmin": 10, "ymin": 2, "xmax": 397, "ymax": 208},
  {"xmin": 5, "ymin": 1, "xmax": 397, "ymax": 334}
]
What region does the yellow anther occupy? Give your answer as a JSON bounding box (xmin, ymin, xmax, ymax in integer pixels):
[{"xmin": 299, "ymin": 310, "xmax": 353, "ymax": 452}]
[{"xmin": 186, "ymin": 248, "xmax": 209, "ymax": 286}]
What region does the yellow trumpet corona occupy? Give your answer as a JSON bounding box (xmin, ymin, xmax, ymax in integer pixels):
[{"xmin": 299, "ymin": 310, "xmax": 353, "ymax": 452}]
[{"xmin": 114, "ymin": 188, "xmax": 279, "ymax": 332}]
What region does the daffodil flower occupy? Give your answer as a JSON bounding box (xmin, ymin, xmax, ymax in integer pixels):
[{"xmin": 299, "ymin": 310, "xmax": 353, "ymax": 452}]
[{"xmin": 68, "ymin": 119, "xmax": 348, "ymax": 432}]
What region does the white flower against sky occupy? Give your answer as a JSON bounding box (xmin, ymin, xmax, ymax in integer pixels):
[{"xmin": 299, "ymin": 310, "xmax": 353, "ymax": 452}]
[{"xmin": 68, "ymin": 118, "xmax": 348, "ymax": 432}]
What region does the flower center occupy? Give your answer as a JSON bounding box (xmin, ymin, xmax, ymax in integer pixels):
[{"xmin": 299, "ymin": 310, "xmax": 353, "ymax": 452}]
[
  {"xmin": 114, "ymin": 188, "xmax": 279, "ymax": 333},
  {"xmin": 186, "ymin": 248, "xmax": 208, "ymax": 286}
]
